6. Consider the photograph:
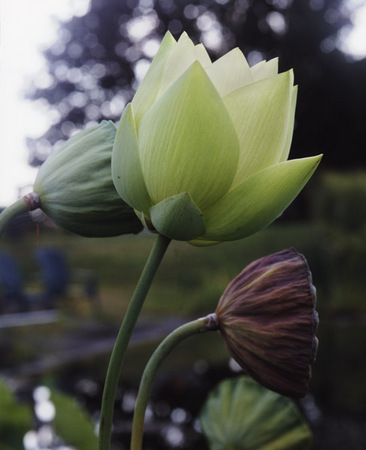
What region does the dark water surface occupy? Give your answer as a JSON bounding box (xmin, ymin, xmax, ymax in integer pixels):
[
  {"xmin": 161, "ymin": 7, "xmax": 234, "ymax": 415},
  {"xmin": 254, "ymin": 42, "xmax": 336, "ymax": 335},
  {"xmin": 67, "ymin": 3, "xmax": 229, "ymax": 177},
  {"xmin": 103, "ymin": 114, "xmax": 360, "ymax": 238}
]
[{"xmin": 2, "ymin": 315, "xmax": 366, "ymax": 449}]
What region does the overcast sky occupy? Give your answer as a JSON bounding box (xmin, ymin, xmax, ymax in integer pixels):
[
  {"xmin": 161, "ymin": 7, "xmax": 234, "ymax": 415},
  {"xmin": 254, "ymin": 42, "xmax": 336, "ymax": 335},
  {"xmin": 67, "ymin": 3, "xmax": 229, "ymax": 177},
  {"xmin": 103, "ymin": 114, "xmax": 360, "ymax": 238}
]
[
  {"xmin": 0, "ymin": 0, "xmax": 90, "ymax": 206},
  {"xmin": 0, "ymin": 0, "xmax": 365, "ymax": 207}
]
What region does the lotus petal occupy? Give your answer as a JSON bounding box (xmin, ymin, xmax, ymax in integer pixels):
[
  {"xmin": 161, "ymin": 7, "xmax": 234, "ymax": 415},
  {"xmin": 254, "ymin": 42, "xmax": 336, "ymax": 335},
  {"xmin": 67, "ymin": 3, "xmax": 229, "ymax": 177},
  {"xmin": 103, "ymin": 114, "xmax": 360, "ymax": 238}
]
[
  {"xmin": 203, "ymin": 155, "xmax": 322, "ymax": 241},
  {"xmin": 223, "ymin": 70, "xmax": 294, "ymax": 186},
  {"xmin": 112, "ymin": 104, "xmax": 151, "ymax": 213},
  {"xmin": 138, "ymin": 61, "xmax": 239, "ymax": 211}
]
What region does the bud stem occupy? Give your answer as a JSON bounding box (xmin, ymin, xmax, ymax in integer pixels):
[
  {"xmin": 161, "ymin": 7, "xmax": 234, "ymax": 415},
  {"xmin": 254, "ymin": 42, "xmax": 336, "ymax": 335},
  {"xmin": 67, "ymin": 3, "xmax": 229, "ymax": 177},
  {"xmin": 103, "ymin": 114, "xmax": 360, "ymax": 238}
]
[
  {"xmin": 99, "ymin": 234, "xmax": 171, "ymax": 450},
  {"xmin": 0, "ymin": 194, "xmax": 40, "ymax": 238},
  {"xmin": 130, "ymin": 314, "xmax": 218, "ymax": 450}
]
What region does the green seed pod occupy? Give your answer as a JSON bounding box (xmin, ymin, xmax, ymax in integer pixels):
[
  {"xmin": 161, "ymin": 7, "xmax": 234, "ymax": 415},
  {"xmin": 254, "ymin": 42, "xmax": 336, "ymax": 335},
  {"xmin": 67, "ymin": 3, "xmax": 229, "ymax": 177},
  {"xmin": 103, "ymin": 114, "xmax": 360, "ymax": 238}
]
[{"xmin": 32, "ymin": 120, "xmax": 143, "ymax": 237}]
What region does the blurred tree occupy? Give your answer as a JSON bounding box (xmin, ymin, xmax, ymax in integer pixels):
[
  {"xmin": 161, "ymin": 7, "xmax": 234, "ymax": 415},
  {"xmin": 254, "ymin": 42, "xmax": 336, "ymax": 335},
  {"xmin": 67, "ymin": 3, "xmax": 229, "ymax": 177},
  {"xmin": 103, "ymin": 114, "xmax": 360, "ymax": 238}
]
[{"xmin": 26, "ymin": 0, "xmax": 365, "ymax": 170}]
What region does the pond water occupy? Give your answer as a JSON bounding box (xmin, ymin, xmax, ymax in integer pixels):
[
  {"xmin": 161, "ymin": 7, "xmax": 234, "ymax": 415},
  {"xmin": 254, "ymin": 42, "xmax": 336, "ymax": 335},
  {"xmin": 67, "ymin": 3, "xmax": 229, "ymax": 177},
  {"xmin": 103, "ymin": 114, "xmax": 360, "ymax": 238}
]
[{"xmin": 2, "ymin": 316, "xmax": 366, "ymax": 449}]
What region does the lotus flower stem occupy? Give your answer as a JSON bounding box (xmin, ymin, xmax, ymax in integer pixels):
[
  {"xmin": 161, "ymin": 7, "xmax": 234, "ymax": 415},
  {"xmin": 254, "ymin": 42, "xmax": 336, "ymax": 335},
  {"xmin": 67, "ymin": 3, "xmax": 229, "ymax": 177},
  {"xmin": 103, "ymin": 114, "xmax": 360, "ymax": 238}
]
[
  {"xmin": 99, "ymin": 233, "xmax": 171, "ymax": 450},
  {"xmin": 130, "ymin": 313, "xmax": 219, "ymax": 450}
]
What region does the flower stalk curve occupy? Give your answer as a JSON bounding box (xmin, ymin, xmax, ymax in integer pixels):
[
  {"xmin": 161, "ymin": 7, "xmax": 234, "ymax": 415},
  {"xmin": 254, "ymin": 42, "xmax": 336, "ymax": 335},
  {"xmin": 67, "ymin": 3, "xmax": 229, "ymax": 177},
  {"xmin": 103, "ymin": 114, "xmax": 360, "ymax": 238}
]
[{"xmin": 99, "ymin": 234, "xmax": 171, "ymax": 450}]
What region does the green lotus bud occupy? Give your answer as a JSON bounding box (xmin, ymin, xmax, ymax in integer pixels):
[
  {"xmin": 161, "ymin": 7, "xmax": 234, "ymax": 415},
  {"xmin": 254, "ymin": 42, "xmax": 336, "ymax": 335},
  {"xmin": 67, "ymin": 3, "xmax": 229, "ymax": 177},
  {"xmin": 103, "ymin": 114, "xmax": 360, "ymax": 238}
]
[
  {"xmin": 112, "ymin": 32, "xmax": 322, "ymax": 243},
  {"xmin": 215, "ymin": 248, "xmax": 318, "ymax": 398},
  {"xmin": 29, "ymin": 120, "xmax": 143, "ymax": 237}
]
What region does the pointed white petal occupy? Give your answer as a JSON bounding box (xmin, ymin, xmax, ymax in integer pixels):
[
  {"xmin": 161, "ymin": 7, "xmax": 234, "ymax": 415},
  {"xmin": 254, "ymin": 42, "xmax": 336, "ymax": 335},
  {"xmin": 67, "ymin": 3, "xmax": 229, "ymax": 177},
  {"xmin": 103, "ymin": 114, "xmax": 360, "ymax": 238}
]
[
  {"xmin": 223, "ymin": 70, "xmax": 294, "ymax": 187},
  {"xmin": 138, "ymin": 62, "xmax": 240, "ymax": 212},
  {"xmin": 206, "ymin": 48, "xmax": 253, "ymax": 97},
  {"xmin": 279, "ymin": 85, "xmax": 298, "ymax": 162},
  {"xmin": 156, "ymin": 33, "xmax": 211, "ymax": 99},
  {"xmin": 132, "ymin": 32, "xmax": 176, "ymax": 124},
  {"xmin": 203, "ymin": 155, "xmax": 322, "ymax": 241},
  {"xmin": 250, "ymin": 57, "xmax": 279, "ymax": 82},
  {"xmin": 195, "ymin": 43, "xmax": 212, "ymax": 67}
]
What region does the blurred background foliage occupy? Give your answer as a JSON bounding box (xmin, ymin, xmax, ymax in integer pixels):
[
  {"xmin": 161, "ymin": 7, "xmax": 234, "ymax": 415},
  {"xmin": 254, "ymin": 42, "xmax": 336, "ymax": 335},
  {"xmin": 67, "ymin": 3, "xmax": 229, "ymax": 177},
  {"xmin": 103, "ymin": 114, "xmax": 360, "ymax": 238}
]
[
  {"xmin": 0, "ymin": 378, "xmax": 32, "ymax": 449},
  {"xmin": 26, "ymin": 0, "xmax": 365, "ymax": 174}
]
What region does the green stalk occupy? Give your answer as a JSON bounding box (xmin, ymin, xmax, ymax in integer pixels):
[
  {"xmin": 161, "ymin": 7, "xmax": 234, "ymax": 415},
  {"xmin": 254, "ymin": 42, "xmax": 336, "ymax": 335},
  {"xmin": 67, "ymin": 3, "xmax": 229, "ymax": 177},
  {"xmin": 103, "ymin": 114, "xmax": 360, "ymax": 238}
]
[
  {"xmin": 0, "ymin": 193, "xmax": 41, "ymax": 238},
  {"xmin": 0, "ymin": 198, "xmax": 29, "ymax": 238},
  {"xmin": 130, "ymin": 313, "xmax": 219, "ymax": 450},
  {"xmin": 99, "ymin": 233, "xmax": 171, "ymax": 450}
]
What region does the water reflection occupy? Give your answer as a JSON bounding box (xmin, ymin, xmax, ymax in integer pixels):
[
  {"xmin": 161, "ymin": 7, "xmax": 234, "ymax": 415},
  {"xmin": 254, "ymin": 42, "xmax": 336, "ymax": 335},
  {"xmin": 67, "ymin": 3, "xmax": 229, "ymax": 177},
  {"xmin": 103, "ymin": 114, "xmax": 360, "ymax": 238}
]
[
  {"xmin": 35, "ymin": 401, "xmax": 56, "ymax": 423},
  {"xmin": 23, "ymin": 431, "xmax": 38, "ymax": 450},
  {"xmin": 121, "ymin": 390, "xmax": 137, "ymax": 413},
  {"xmin": 23, "ymin": 425, "xmax": 67, "ymax": 450},
  {"xmin": 161, "ymin": 424, "xmax": 185, "ymax": 447},
  {"xmin": 33, "ymin": 386, "xmax": 56, "ymax": 423},
  {"xmin": 301, "ymin": 394, "xmax": 323, "ymax": 424},
  {"xmin": 154, "ymin": 400, "xmax": 170, "ymax": 418},
  {"xmin": 24, "ymin": 386, "xmax": 68, "ymax": 450},
  {"xmin": 5, "ymin": 317, "xmax": 366, "ymax": 449},
  {"xmin": 171, "ymin": 407, "xmax": 189, "ymax": 425},
  {"xmin": 35, "ymin": 425, "xmax": 54, "ymax": 448},
  {"xmin": 74, "ymin": 377, "xmax": 99, "ymax": 397}
]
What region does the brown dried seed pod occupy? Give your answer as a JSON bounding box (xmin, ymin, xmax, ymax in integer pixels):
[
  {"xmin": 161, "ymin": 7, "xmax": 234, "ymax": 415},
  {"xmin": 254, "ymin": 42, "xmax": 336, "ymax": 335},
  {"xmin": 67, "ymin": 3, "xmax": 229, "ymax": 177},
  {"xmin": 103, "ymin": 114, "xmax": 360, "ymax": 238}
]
[{"xmin": 216, "ymin": 248, "xmax": 318, "ymax": 398}]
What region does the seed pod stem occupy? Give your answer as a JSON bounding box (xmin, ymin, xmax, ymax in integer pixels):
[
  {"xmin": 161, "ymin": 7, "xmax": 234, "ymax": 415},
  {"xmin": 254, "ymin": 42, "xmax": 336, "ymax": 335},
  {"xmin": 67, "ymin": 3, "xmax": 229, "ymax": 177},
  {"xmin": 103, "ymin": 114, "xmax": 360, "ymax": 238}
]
[
  {"xmin": 131, "ymin": 314, "xmax": 218, "ymax": 450},
  {"xmin": 0, "ymin": 193, "xmax": 41, "ymax": 238}
]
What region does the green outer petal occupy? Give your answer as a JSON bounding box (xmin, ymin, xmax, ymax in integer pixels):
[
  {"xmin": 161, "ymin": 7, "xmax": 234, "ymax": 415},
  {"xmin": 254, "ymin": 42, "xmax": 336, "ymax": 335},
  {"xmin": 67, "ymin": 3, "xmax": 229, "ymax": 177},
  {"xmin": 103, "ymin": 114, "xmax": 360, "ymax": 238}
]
[
  {"xmin": 138, "ymin": 61, "xmax": 240, "ymax": 212},
  {"xmin": 202, "ymin": 155, "xmax": 322, "ymax": 241},
  {"xmin": 205, "ymin": 48, "xmax": 253, "ymax": 96},
  {"xmin": 150, "ymin": 192, "xmax": 206, "ymax": 241},
  {"xmin": 280, "ymin": 85, "xmax": 298, "ymax": 162},
  {"xmin": 223, "ymin": 70, "xmax": 294, "ymax": 187},
  {"xmin": 112, "ymin": 103, "xmax": 151, "ymax": 212},
  {"xmin": 250, "ymin": 57, "xmax": 279, "ymax": 81},
  {"xmin": 132, "ymin": 31, "xmax": 177, "ymax": 124}
]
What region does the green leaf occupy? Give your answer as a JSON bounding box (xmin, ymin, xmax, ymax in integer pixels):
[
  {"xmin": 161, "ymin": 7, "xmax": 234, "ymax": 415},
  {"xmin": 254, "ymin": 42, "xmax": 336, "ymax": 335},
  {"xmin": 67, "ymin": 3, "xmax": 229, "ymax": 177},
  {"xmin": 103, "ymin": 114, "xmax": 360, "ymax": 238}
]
[
  {"xmin": 150, "ymin": 192, "xmax": 206, "ymax": 240},
  {"xmin": 199, "ymin": 377, "xmax": 312, "ymax": 450},
  {"xmin": 223, "ymin": 70, "xmax": 295, "ymax": 188},
  {"xmin": 52, "ymin": 391, "xmax": 98, "ymax": 450},
  {"xmin": 203, "ymin": 155, "xmax": 322, "ymax": 241},
  {"xmin": 0, "ymin": 378, "xmax": 32, "ymax": 450},
  {"xmin": 112, "ymin": 103, "xmax": 152, "ymax": 213},
  {"xmin": 138, "ymin": 61, "xmax": 239, "ymax": 212}
]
